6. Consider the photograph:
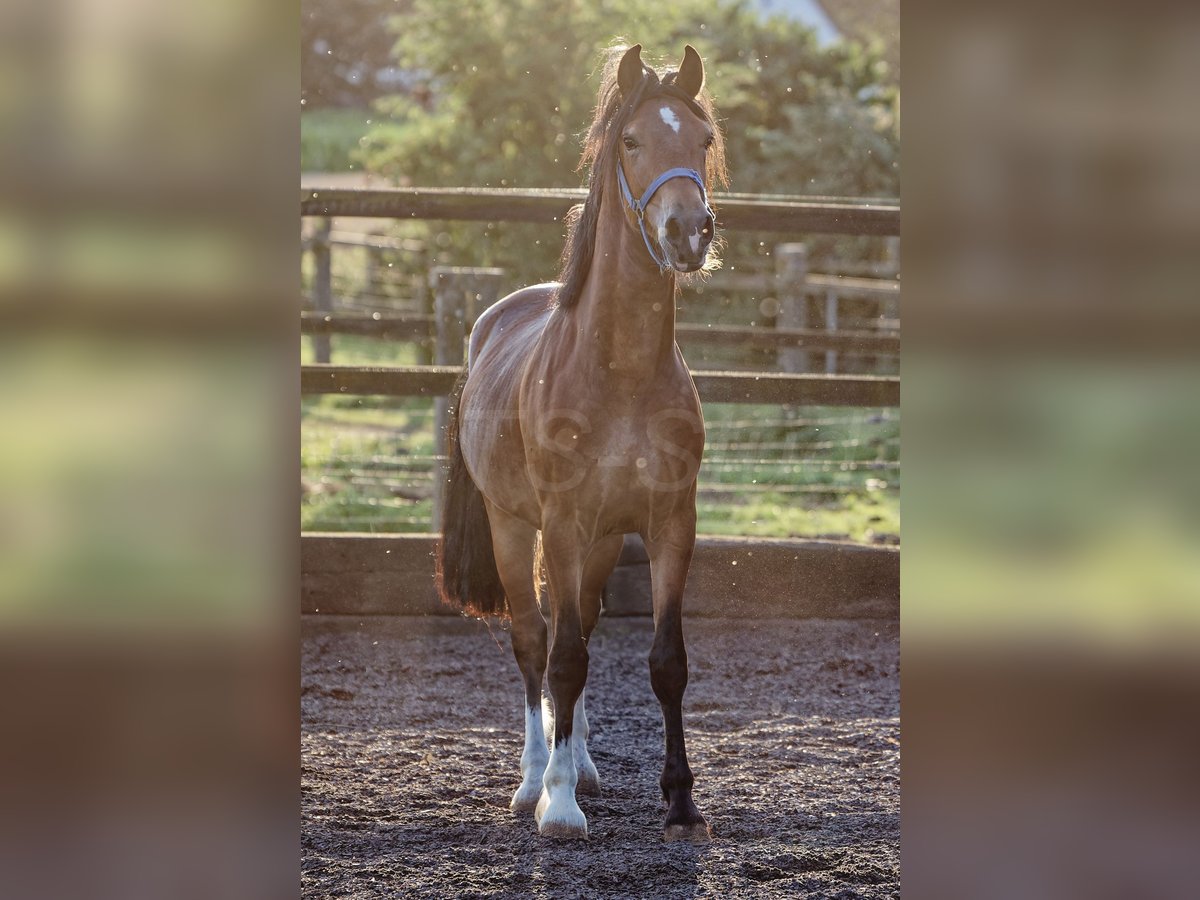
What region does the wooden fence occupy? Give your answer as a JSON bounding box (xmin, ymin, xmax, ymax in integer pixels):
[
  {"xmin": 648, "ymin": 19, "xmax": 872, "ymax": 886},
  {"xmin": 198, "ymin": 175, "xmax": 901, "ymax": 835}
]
[
  {"xmin": 301, "ymin": 189, "xmax": 900, "ymax": 372},
  {"xmin": 302, "ymin": 238, "xmax": 899, "ymax": 372},
  {"xmin": 300, "ymin": 364, "xmax": 899, "ymax": 407},
  {"xmin": 300, "ymin": 187, "xmax": 900, "ymax": 618},
  {"xmin": 302, "ymin": 533, "xmax": 898, "ymax": 620},
  {"xmin": 300, "ymin": 186, "xmax": 900, "ymax": 235}
]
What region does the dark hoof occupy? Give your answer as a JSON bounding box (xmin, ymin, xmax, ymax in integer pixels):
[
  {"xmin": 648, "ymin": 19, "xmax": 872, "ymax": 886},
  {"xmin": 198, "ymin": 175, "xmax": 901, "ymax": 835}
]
[
  {"xmin": 663, "ymin": 820, "xmax": 711, "ymax": 843},
  {"xmin": 663, "ymin": 800, "xmax": 709, "ymax": 842}
]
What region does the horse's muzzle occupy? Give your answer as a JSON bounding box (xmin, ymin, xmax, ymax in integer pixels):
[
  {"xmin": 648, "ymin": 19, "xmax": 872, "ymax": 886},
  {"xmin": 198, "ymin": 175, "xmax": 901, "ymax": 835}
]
[{"xmin": 663, "ymin": 208, "xmax": 714, "ymax": 272}]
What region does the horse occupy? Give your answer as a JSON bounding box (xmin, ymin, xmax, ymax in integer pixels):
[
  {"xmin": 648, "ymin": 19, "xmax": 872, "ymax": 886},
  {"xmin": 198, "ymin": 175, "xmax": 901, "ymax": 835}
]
[{"xmin": 435, "ymin": 43, "xmax": 727, "ymax": 842}]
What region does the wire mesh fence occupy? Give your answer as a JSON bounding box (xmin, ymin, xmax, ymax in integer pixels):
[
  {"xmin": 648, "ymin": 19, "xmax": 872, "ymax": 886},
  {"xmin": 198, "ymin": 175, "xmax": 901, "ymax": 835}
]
[{"xmin": 301, "ymin": 395, "xmax": 899, "ymax": 543}]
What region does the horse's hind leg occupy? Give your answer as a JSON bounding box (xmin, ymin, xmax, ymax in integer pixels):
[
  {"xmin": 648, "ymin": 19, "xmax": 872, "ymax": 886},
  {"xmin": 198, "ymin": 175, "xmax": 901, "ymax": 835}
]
[
  {"xmin": 568, "ymin": 534, "xmax": 623, "ymax": 796},
  {"xmin": 645, "ymin": 519, "xmax": 710, "ymax": 842},
  {"xmin": 485, "ymin": 501, "xmax": 547, "ymax": 812}
]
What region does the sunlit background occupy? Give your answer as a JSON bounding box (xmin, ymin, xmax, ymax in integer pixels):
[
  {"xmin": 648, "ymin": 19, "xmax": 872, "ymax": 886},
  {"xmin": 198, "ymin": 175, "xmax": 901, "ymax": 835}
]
[
  {"xmin": 904, "ymin": 1, "xmax": 1200, "ymax": 896},
  {"xmin": 0, "ymin": 1, "xmax": 294, "ymax": 898}
]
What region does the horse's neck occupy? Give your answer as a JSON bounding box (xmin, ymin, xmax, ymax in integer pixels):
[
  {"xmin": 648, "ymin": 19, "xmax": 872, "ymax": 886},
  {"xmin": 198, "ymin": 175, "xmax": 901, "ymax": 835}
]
[{"xmin": 571, "ymin": 195, "xmax": 678, "ymax": 379}]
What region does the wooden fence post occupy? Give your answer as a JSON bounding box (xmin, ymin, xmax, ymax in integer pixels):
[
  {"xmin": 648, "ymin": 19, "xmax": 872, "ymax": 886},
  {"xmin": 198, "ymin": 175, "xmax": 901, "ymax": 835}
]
[
  {"xmin": 824, "ymin": 288, "xmax": 839, "ymax": 374},
  {"xmin": 775, "ymin": 243, "xmax": 808, "ymax": 373},
  {"xmin": 362, "ymin": 232, "xmax": 381, "ymax": 306},
  {"xmin": 430, "ymin": 266, "xmax": 504, "ymax": 531},
  {"xmin": 311, "ymin": 217, "xmax": 333, "ymax": 364}
]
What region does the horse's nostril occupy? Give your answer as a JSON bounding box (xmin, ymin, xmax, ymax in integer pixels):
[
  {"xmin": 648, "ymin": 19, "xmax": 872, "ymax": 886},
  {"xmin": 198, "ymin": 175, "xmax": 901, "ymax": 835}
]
[
  {"xmin": 701, "ymin": 214, "xmax": 715, "ymax": 241},
  {"xmin": 665, "ymin": 216, "xmax": 682, "ymax": 240}
]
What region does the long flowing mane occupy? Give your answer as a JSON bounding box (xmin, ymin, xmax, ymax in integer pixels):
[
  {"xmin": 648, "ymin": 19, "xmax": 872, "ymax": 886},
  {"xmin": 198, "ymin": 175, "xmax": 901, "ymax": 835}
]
[{"xmin": 555, "ymin": 45, "xmax": 728, "ymax": 309}]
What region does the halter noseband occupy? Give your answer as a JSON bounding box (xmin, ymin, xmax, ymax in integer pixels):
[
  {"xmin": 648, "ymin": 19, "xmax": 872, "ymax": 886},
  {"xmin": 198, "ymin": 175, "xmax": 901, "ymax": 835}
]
[{"xmin": 617, "ymin": 163, "xmax": 714, "ymax": 272}]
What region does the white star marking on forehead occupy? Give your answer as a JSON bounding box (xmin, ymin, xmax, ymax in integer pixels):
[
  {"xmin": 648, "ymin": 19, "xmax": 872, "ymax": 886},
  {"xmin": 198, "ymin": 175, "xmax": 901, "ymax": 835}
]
[{"xmin": 659, "ymin": 105, "xmax": 680, "ymax": 133}]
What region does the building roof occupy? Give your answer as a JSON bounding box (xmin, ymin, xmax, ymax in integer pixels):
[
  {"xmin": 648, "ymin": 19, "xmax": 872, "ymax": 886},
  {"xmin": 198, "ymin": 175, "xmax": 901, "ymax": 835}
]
[{"xmin": 755, "ymin": 0, "xmax": 900, "ymax": 77}]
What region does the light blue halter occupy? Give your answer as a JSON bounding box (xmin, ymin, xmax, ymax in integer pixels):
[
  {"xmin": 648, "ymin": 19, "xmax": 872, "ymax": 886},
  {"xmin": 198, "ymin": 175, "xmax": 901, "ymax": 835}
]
[{"xmin": 616, "ymin": 162, "xmax": 714, "ymax": 272}]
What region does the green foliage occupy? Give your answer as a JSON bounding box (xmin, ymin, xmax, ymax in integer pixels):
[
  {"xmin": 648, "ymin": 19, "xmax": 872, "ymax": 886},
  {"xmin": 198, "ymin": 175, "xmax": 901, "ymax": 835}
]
[{"xmin": 356, "ymin": 0, "xmax": 899, "ymax": 288}]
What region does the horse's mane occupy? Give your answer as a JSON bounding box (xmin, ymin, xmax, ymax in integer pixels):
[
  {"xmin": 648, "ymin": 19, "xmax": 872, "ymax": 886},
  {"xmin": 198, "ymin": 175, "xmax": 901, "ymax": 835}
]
[{"xmin": 555, "ymin": 45, "xmax": 728, "ymax": 310}]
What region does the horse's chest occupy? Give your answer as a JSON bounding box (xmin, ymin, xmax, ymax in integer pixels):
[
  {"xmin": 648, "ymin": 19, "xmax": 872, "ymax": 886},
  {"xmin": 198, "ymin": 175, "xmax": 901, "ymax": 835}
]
[
  {"xmin": 583, "ymin": 413, "xmax": 702, "ymax": 496},
  {"xmin": 523, "ymin": 380, "xmax": 704, "ymax": 518}
]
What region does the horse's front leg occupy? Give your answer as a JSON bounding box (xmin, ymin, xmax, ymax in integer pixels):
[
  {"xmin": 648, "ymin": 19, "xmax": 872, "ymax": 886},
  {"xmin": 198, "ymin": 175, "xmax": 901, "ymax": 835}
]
[
  {"xmin": 534, "ymin": 526, "xmax": 590, "ymax": 839},
  {"xmin": 645, "ymin": 520, "xmax": 710, "ymax": 842}
]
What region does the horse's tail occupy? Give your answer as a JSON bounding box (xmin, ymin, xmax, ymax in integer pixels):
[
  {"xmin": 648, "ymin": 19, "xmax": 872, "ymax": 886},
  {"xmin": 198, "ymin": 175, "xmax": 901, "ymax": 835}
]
[{"xmin": 435, "ymin": 372, "xmax": 509, "ymax": 620}]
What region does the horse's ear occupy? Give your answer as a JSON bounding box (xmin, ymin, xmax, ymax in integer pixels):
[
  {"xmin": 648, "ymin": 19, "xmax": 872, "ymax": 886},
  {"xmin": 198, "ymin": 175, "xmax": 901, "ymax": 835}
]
[
  {"xmin": 617, "ymin": 44, "xmax": 645, "ymax": 99},
  {"xmin": 677, "ymin": 44, "xmax": 705, "ymax": 98}
]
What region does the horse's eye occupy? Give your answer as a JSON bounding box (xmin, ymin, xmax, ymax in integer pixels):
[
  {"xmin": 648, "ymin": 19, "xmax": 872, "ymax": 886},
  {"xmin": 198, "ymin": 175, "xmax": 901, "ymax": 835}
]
[{"xmin": 623, "ymin": 136, "xmax": 638, "ymax": 151}]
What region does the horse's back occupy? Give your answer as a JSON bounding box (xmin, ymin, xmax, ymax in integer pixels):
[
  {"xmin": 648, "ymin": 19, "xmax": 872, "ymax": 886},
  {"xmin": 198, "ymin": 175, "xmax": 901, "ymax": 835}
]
[{"xmin": 459, "ymin": 283, "xmax": 557, "ymax": 525}]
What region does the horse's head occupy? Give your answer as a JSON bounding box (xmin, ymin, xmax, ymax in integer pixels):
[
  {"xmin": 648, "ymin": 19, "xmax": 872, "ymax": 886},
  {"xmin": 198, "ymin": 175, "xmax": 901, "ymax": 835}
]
[{"xmin": 615, "ymin": 44, "xmax": 717, "ymax": 274}]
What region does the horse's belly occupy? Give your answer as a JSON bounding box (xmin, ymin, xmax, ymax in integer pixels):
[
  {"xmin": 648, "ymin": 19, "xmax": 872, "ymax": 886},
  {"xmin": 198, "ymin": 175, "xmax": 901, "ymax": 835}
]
[{"xmin": 460, "ymin": 394, "xmax": 540, "ymax": 526}]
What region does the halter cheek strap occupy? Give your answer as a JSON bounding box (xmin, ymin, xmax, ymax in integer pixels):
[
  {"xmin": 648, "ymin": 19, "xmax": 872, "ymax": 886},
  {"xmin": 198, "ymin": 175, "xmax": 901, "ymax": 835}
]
[{"xmin": 616, "ymin": 163, "xmax": 714, "ymax": 272}]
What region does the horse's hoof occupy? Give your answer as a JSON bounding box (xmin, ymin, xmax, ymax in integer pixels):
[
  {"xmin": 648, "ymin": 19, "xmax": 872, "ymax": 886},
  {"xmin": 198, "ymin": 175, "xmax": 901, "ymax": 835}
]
[
  {"xmin": 576, "ymin": 765, "xmax": 601, "ymax": 796},
  {"xmin": 510, "ymin": 781, "xmax": 542, "ymax": 812},
  {"xmin": 536, "ymin": 791, "xmax": 588, "ymax": 839},
  {"xmin": 538, "ymin": 817, "xmax": 589, "ymax": 840},
  {"xmin": 663, "ymin": 819, "xmax": 711, "ymax": 843}
]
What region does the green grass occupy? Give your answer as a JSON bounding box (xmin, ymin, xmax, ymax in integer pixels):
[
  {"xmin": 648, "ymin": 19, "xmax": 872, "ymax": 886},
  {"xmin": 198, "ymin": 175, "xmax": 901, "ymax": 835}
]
[
  {"xmin": 301, "ymin": 333, "xmax": 425, "ymax": 367},
  {"xmin": 301, "ymin": 391, "xmax": 437, "ymax": 534},
  {"xmin": 697, "ymin": 491, "xmax": 898, "ymax": 543},
  {"xmin": 300, "ymin": 108, "xmax": 377, "ymax": 172}
]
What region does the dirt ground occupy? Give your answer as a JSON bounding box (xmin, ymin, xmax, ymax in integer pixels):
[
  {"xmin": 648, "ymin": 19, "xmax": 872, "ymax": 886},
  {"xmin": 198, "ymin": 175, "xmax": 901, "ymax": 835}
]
[{"xmin": 302, "ymin": 615, "xmax": 899, "ymax": 899}]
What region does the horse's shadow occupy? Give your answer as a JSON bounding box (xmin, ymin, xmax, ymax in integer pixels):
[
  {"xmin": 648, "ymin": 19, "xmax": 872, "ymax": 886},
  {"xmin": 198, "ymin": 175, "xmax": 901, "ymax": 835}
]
[{"xmin": 502, "ymin": 812, "xmax": 712, "ymax": 898}]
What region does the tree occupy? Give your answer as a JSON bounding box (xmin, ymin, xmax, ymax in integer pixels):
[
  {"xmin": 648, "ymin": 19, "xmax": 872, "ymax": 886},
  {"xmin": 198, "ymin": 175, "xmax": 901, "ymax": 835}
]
[
  {"xmin": 302, "ymin": 0, "xmax": 414, "ymax": 108},
  {"xmin": 357, "ymin": 0, "xmax": 898, "ymax": 286}
]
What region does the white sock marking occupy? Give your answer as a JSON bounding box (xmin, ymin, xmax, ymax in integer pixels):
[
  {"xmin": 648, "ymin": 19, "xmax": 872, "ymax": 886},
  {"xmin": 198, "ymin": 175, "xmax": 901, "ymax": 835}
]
[
  {"xmin": 536, "ymin": 738, "xmax": 586, "ymax": 836},
  {"xmin": 659, "ymin": 105, "xmax": 680, "ymax": 133},
  {"xmin": 534, "ymin": 692, "xmax": 598, "ymax": 834},
  {"xmin": 511, "ymin": 702, "xmax": 549, "ymax": 810},
  {"xmin": 572, "ymin": 691, "xmax": 600, "ymax": 791},
  {"xmin": 522, "ymin": 704, "xmax": 549, "ymax": 770}
]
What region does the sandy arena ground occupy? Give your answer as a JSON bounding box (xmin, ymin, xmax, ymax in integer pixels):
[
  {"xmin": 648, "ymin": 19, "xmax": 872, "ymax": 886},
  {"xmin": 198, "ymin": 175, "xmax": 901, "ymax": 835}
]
[{"xmin": 302, "ymin": 615, "xmax": 899, "ymax": 898}]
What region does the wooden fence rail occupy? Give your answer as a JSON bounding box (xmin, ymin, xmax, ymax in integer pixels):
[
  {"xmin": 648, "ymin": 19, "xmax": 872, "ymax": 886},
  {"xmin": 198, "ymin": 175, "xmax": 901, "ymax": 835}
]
[
  {"xmin": 302, "ymin": 533, "xmax": 899, "ymax": 619},
  {"xmin": 300, "ymin": 311, "xmax": 900, "ymax": 356},
  {"xmin": 300, "ymin": 363, "xmax": 899, "ymax": 407},
  {"xmin": 301, "ymin": 187, "xmax": 900, "ymax": 236}
]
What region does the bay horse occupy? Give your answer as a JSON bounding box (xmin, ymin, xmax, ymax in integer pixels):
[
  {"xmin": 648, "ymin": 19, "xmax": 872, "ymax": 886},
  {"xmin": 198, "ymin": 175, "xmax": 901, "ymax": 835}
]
[{"xmin": 435, "ymin": 43, "xmax": 726, "ymax": 841}]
